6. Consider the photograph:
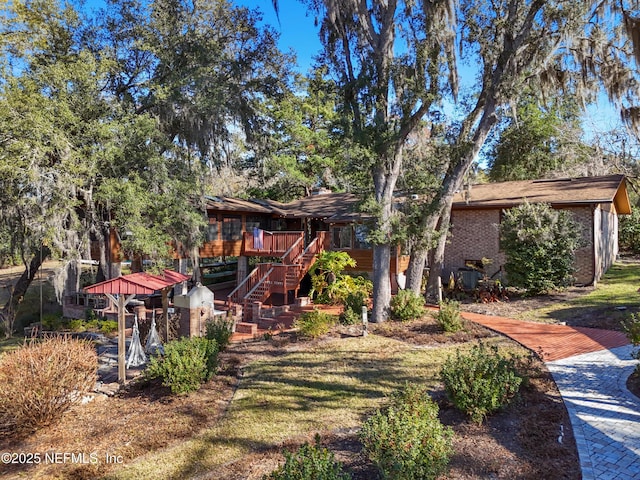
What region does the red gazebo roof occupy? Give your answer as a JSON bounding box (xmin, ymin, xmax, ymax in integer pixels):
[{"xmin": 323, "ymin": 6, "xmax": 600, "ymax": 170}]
[{"xmin": 84, "ymin": 269, "xmax": 190, "ymax": 295}]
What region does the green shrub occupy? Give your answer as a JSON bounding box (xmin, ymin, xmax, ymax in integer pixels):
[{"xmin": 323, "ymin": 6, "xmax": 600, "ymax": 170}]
[
  {"xmin": 390, "ymin": 289, "xmax": 425, "ymax": 322},
  {"xmin": 0, "ymin": 337, "xmax": 97, "ymax": 434},
  {"xmin": 499, "ymin": 201, "xmax": 581, "ymax": 294},
  {"xmin": 41, "ymin": 314, "xmax": 64, "ymax": 331},
  {"xmin": 85, "ymin": 308, "xmax": 98, "ymax": 322},
  {"xmin": 440, "ymin": 343, "xmax": 523, "ymax": 423},
  {"xmin": 85, "ymin": 319, "xmax": 100, "ymax": 330},
  {"xmin": 360, "ymin": 383, "xmax": 453, "ymax": 480},
  {"xmin": 294, "ymin": 309, "xmax": 337, "ymax": 339},
  {"xmin": 145, "ymin": 337, "xmax": 218, "ymax": 395},
  {"xmin": 264, "ymin": 435, "xmax": 351, "ymax": 480},
  {"xmin": 340, "ymin": 291, "xmax": 367, "ymax": 325},
  {"xmin": 310, "ymin": 252, "xmax": 357, "ymax": 301},
  {"xmin": 205, "ymin": 316, "xmax": 233, "ymax": 352},
  {"xmin": 99, "ymin": 320, "xmax": 118, "ymax": 334},
  {"xmin": 68, "ymin": 319, "xmax": 87, "ymax": 332},
  {"xmin": 433, "ymin": 300, "xmax": 464, "ymax": 333}
]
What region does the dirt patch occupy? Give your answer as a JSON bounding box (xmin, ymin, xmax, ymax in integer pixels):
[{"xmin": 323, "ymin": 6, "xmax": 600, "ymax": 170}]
[
  {"xmin": 368, "ymin": 314, "xmax": 496, "ymax": 345},
  {"xmin": 628, "ymin": 369, "xmax": 640, "ymax": 400}
]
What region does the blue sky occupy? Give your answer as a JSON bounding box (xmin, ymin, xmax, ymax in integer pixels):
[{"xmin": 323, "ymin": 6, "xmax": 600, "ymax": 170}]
[{"xmin": 234, "ymin": 0, "xmax": 321, "ymax": 73}]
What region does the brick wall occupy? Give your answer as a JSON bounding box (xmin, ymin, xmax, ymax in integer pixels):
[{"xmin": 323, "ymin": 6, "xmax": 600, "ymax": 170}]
[
  {"xmin": 567, "ymin": 206, "xmax": 595, "ymax": 285},
  {"xmin": 444, "ymin": 209, "xmax": 505, "ymax": 279},
  {"xmin": 444, "ymin": 205, "xmax": 597, "ymax": 286}
]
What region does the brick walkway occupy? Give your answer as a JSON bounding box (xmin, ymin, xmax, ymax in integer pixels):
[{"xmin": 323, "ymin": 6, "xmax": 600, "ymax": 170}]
[
  {"xmin": 461, "ymin": 311, "xmax": 640, "ymax": 480},
  {"xmin": 461, "ymin": 311, "xmax": 629, "ymax": 361}
]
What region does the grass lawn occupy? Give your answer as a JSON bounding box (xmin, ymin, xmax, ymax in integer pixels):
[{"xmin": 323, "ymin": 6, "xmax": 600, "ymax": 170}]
[
  {"xmin": 104, "ymin": 334, "xmax": 514, "ymax": 480},
  {"xmin": 517, "ymin": 261, "xmax": 640, "ymax": 328},
  {"xmin": 0, "ymin": 337, "xmax": 25, "ymax": 356}
]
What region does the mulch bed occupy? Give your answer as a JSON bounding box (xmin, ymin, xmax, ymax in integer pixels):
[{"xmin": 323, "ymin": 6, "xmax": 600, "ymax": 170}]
[{"xmin": 0, "ymin": 315, "xmax": 583, "ymax": 480}]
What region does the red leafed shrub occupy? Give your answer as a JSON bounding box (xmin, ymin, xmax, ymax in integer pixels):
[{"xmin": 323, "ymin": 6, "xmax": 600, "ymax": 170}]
[{"xmin": 0, "ymin": 336, "xmax": 97, "ymax": 435}]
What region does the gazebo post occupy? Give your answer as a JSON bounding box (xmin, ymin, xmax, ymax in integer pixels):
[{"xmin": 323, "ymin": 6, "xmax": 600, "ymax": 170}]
[
  {"xmin": 117, "ymin": 294, "xmax": 126, "ymax": 384},
  {"xmin": 162, "ymin": 287, "xmax": 170, "ymax": 343},
  {"xmin": 105, "ymin": 292, "xmax": 136, "ymax": 385}
]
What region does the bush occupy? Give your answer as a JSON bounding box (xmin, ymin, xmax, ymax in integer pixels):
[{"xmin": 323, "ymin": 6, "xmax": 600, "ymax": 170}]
[
  {"xmin": 68, "ymin": 319, "xmax": 87, "ymax": 332},
  {"xmin": 622, "ymin": 313, "xmax": 640, "ymax": 372},
  {"xmin": 294, "ymin": 309, "xmax": 337, "ymax": 339},
  {"xmin": 360, "ymin": 383, "xmax": 453, "ymax": 480},
  {"xmin": 145, "ymin": 337, "xmax": 218, "ymax": 395},
  {"xmin": 0, "ymin": 337, "xmax": 97, "ymax": 434},
  {"xmin": 205, "ymin": 316, "xmax": 233, "ymax": 352},
  {"xmin": 440, "ymin": 343, "xmax": 523, "ymax": 423},
  {"xmin": 264, "ymin": 435, "xmax": 351, "ymax": 480},
  {"xmin": 433, "ymin": 300, "xmax": 464, "ymax": 333},
  {"xmin": 340, "ymin": 290, "xmax": 367, "ymax": 325},
  {"xmin": 41, "ymin": 313, "xmax": 64, "ymax": 331},
  {"xmin": 99, "ymin": 320, "xmax": 118, "ymax": 334},
  {"xmin": 390, "ymin": 289, "xmax": 425, "ymax": 322},
  {"xmin": 499, "ymin": 201, "xmax": 581, "ymax": 294}
]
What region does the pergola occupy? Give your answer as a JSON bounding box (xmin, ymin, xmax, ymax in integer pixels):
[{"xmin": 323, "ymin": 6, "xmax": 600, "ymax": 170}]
[{"xmin": 84, "ymin": 269, "xmax": 190, "ymax": 384}]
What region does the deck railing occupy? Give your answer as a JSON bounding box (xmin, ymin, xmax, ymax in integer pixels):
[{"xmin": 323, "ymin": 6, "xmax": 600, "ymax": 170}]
[
  {"xmin": 231, "ymin": 231, "xmax": 330, "ymax": 319},
  {"xmin": 282, "ymin": 236, "xmax": 304, "ymax": 264},
  {"xmin": 227, "ymin": 263, "xmax": 272, "ymax": 306},
  {"xmin": 242, "ymin": 231, "xmax": 304, "ymax": 256}
]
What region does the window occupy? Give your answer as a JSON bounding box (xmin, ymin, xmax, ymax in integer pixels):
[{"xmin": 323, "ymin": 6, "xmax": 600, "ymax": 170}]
[
  {"xmin": 246, "ymin": 215, "xmax": 268, "ymax": 233},
  {"xmin": 354, "ymin": 224, "xmax": 371, "ymax": 249},
  {"xmin": 205, "ymin": 222, "xmax": 219, "ymax": 242},
  {"xmin": 222, "ymin": 215, "xmax": 242, "ymax": 241},
  {"xmin": 332, "ymin": 226, "xmax": 353, "ymax": 249}
]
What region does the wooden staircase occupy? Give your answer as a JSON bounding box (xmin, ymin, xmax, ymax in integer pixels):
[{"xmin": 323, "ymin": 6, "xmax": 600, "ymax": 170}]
[{"xmin": 228, "ymin": 231, "xmax": 328, "ymax": 322}]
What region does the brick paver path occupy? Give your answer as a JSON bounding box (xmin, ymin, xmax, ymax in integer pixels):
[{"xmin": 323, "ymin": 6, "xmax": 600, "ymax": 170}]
[
  {"xmin": 461, "ymin": 311, "xmax": 640, "ymax": 480},
  {"xmin": 461, "ymin": 311, "xmax": 630, "ymax": 361}
]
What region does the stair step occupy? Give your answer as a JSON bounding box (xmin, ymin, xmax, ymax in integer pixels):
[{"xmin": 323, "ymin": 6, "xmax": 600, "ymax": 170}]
[{"xmin": 235, "ymin": 322, "xmax": 258, "ymax": 334}]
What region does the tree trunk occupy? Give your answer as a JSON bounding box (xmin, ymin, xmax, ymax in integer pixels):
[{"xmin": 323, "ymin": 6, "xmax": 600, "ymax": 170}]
[
  {"xmin": 426, "ymin": 201, "xmax": 452, "ymax": 301},
  {"xmin": 371, "ymin": 147, "xmax": 403, "ymax": 323},
  {"xmin": 405, "ymin": 201, "xmax": 443, "ymax": 293},
  {"xmin": 0, "ymin": 245, "xmax": 51, "ymax": 337},
  {"xmin": 405, "ymin": 248, "xmax": 429, "ymax": 295},
  {"xmin": 95, "ymin": 225, "xmax": 109, "ymax": 283},
  {"xmin": 371, "ymin": 244, "xmax": 391, "ymax": 322}
]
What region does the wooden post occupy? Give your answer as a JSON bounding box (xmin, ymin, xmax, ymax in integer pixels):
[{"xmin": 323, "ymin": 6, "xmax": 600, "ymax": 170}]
[
  {"xmin": 162, "ymin": 287, "xmax": 169, "ymax": 342},
  {"xmin": 118, "ymin": 294, "xmax": 126, "ymax": 384},
  {"xmin": 106, "ymin": 292, "xmax": 136, "ymax": 385}
]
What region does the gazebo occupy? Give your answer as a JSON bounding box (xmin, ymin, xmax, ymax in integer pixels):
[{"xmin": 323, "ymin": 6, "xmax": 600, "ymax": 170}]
[{"xmin": 84, "ymin": 269, "xmax": 190, "ymax": 384}]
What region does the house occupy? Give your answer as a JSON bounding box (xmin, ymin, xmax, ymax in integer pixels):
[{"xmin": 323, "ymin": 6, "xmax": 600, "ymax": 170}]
[
  {"xmin": 444, "ymin": 174, "xmax": 632, "ymax": 286},
  {"xmin": 199, "ymin": 190, "xmax": 410, "ymax": 320}
]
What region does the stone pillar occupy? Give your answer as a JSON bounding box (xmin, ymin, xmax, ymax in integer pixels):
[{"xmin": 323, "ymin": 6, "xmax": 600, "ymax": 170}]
[
  {"xmin": 251, "ymin": 301, "xmax": 262, "ymax": 322},
  {"xmin": 237, "ymin": 255, "xmax": 249, "ymax": 283}
]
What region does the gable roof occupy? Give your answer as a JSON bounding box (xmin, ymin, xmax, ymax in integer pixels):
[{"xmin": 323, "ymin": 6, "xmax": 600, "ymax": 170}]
[
  {"xmin": 205, "ymin": 192, "xmax": 363, "ymax": 222},
  {"xmin": 452, "ymin": 174, "xmax": 631, "ymax": 214},
  {"xmin": 284, "ymin": 193, "xmax": 362, "ymax": 221},
  {"xmin": 84, "ymin": 270, "xmax": 190, "ymax": 295},
  {"xmin": 205, "ymin": 196, "xmax": 275, "ymax": 214}
]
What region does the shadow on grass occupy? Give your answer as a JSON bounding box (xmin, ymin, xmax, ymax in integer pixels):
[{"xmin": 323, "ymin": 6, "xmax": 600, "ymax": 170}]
[{"xmin": 538, "ymin": 304, "xmax": 639, "ymax": 331}]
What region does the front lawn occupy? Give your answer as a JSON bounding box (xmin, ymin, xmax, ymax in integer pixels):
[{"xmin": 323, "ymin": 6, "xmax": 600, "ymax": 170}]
[
  {"xmin": 518, "ymin": 260, "xmax": 640, "ymax": 329},
  {"xmin": 0, "ymin": 321, "xmax": 577, "ymax": 480},
  {"xmin": 106, "ymin": 335, "xmax": 462, "ymax": 479}
]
